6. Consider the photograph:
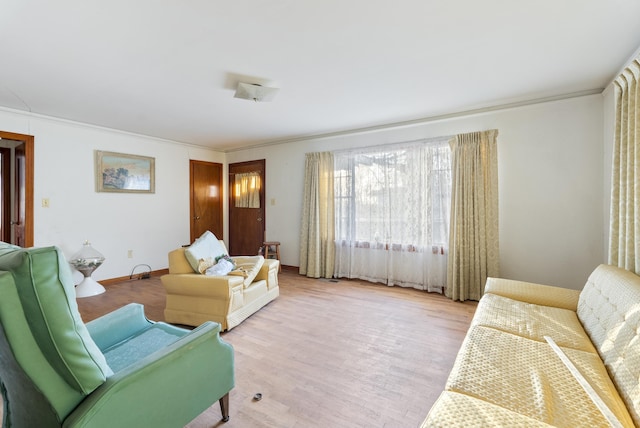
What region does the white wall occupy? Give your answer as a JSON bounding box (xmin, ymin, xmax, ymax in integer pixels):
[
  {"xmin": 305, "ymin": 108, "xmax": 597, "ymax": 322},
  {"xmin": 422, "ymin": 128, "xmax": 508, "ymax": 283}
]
[
  {"xmin": 227, "ymin": 94, "xmax": 606, "ymax": 290},
  {"xmin": 0, "ymin": 93, "xmax": 607, "ymax": 290},
  {"xmin": 0, "ymin": 107, "xmax": 224, "ymax": 283}
]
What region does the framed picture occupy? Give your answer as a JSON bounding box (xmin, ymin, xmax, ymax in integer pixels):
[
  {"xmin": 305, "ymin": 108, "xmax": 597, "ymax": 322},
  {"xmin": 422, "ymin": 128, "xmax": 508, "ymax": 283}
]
[{"xmin": 95, "ymin": 150, "xmax": 155, "ymax": 193}]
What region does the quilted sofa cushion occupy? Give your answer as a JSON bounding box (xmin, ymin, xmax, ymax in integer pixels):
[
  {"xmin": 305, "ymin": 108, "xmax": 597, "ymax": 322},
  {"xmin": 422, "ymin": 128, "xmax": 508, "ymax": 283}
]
[
  {"xmin": 472, "ymin": 293, "xmax": 597, "ymax": 353},
  {"xmin": 0, "ymin": 243, "xmax": 112, "ymax": 394},
  {"xmin": 423, "ymin": 391, "xmax": 553, "ymax": 428},
  {"xmin": 577, "ymin": 264, "xmax": 640, "ymax": 426},
  {"xmin": 484, "ymin": 277, "xmax": 580, "ymax": 311},
  {"xmin": 445, "ymin": 325, "xmax": 634, "ymax": 427}
]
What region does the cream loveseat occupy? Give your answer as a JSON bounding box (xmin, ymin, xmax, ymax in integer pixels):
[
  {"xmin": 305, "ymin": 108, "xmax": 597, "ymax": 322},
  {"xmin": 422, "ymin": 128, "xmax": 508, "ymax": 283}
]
[
  {"xmin": 161, "ymin": 232, "xmax": 279, "ymax": 331},
  {"xmin": 422, "ymin": 264, "xmax": 640, "ymax": 427}
]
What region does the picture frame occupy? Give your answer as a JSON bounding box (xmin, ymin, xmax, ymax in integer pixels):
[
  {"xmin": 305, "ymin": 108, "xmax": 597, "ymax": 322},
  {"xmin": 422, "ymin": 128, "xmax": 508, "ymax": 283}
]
[{"xmin": 95, "ymin": 150, "xmax": 155, "ymax": 193}]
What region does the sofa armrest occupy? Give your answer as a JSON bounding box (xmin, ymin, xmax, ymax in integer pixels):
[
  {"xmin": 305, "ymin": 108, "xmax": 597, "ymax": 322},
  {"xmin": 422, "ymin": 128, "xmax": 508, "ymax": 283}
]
[
  {"xmin": 161, "ymin": 273, "xmax": 243, "ymax": 299},
  {"xmin": 167, "ymin": 248, "xmax": 195, "ymax": 274},
  {"xmin": 484, "ymin": 277, "xmax": 580, "ymax": 311},
  {"xmin": 255, "ymin": 259, "xmax": 279, "ymax": 281}
]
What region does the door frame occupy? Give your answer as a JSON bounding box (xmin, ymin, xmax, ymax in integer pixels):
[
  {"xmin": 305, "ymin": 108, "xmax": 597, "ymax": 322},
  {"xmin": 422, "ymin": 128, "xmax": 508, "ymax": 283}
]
[{"xmin": 0, "ymin": 131, "xmax": 33, "ymax": 247}]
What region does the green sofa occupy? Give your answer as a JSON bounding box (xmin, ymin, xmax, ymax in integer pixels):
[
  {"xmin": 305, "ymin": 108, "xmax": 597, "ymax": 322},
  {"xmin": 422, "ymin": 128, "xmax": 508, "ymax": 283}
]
[{"xmin": 0, "ymin": 243, "xmax": 234, "ymax": 427}]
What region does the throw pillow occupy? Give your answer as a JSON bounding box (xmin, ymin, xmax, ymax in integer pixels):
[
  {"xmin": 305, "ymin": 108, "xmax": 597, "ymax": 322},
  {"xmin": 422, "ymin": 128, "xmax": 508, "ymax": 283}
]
[
  {"xmin": 184, "ymin": 231, "xmax": 227, "ymax": 273},
  {"xmin": 205, "ymin": 258, "xmax": 235, "ymax": 276},
  {"xmin": 197, "ymin": 257, "xmax": 216, "ymax": 274}
]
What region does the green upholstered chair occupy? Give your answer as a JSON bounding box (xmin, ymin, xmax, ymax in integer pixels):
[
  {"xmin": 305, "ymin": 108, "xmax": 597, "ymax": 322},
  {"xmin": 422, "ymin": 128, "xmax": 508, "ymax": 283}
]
[{"xmin": 0, "ymin": 243, "xmax": 234, "ymax": 427}]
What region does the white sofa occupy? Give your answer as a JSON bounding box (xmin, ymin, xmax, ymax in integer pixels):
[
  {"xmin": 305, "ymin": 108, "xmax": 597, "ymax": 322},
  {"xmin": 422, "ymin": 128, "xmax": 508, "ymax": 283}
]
[
  {"xmin": 422, "ymin": 264, "xmax": 640, "ymax": 427},
  {"xmin": 161, "ymin": 233, "xmax": 279, "ymax": 331}
]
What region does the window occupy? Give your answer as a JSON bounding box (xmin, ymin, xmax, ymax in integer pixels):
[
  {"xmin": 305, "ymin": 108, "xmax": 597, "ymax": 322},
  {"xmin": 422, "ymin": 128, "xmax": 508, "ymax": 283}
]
[{"xmin": 333, "ymin": 137, "xmax": 451, "ymax": 291}]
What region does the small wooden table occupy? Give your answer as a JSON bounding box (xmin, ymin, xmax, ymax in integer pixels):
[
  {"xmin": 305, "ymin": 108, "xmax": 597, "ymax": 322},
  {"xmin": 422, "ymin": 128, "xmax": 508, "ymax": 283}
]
[{"xmin": 263, "ymin": 241, "xmax": 281, "ymax": 272}]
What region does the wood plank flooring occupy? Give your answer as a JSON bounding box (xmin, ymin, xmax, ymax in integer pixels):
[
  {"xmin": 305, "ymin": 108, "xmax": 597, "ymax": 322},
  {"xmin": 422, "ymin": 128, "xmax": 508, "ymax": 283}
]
[{"xmin": 7, "ymin": 269, "xmax": 478, "ymax": 427}]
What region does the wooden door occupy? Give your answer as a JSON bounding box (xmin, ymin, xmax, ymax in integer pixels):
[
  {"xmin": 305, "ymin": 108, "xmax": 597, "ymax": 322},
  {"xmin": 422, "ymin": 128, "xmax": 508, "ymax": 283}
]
[
  {"xmin": 190, "ymin": 160, "xmax": 223, "ymax": 242},
  {"xmin": 228, "ymin": 159, "xmax": 265, "ymax": 256},
  {"xmin": 0, "ymin": 131, "xmax": 33, "ymax": 247}
]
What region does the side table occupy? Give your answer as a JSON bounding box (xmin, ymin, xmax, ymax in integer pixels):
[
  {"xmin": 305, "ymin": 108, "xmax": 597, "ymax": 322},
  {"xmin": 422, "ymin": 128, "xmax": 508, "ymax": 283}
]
[{"xmin": 263, "ymin": 241, "xmax": 281, "ymax": 272}]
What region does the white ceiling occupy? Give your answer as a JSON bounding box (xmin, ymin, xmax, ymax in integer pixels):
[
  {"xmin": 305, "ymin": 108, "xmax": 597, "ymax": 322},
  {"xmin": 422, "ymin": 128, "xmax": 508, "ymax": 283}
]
[{"xmin": 1, "ymin": 1, "xmax": 640, "ymax": 151}]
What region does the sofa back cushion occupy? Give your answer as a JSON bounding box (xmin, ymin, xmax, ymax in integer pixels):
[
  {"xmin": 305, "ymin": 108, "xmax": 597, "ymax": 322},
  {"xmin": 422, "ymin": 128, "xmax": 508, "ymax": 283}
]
[
  {"xmin": 0, "ymin": 243, "xmax": 112, "ymax": 395},
  {"xmin": 577, "ymin": 264, "xmax": 640, "ymax": 426},
  {"xmin": 229, "ymin": 256, "xmax": 265, "ymax": 287},
  {"xmin": 0, "ymin": 270, "xmax": 85, "ymax": 421}
]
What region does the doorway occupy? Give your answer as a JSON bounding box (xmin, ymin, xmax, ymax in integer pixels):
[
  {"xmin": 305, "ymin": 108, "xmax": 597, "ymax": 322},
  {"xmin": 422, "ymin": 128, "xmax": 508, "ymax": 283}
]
[
  {"xmin": 0, "ymin": 131, "xmax": 33, "ymax": 247},
  {"xmin": 228, "ymin": 159, "xmax": 265, "ymax": 256},
  {"xmin": 190, "ymin": 160, "xmax": 223, "ymax": 243}
]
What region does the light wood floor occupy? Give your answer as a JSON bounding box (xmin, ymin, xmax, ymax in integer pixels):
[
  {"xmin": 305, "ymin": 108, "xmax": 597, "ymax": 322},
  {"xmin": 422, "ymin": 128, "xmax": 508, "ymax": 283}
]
[{"xmin": 12, "ymin": 269, "xmax": 478, "ymax": 427}]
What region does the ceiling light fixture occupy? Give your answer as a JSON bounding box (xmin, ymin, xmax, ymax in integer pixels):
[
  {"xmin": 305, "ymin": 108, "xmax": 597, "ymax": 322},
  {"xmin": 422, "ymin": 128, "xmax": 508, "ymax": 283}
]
[{"xmin": 234, "ymin": 82, "xmax": 279, "ymax": 102}]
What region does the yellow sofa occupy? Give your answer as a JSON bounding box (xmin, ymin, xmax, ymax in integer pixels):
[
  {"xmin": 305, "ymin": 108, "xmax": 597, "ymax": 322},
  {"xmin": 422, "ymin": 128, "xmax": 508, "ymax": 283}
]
[
  {"xmin": 161, "ymin": 245, "xmax": 279, "ymax": 331},
  {"xmin": 422, "ymin": 264, "xmax": 640, "ymax": 427}
]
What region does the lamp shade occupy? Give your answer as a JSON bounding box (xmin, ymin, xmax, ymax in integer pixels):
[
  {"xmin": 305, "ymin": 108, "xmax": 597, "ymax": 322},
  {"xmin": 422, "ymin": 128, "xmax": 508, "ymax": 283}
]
[{"xmin": 234, "ymin": 82, "xmax": 279, "ymax": 102}]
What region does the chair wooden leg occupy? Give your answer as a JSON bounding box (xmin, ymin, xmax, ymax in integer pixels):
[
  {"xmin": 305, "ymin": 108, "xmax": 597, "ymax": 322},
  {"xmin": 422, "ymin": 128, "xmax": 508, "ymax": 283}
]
[{"xmin": 219, "ymin": 393, "xmax": 230, "ymax": 422}]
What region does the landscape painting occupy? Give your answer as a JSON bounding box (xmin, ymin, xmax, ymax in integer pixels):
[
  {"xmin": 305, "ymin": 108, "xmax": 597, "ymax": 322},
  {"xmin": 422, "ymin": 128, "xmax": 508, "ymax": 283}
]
[{"xmin": 95, "ymin": 150, "xmax": 155, "ymax": 193}]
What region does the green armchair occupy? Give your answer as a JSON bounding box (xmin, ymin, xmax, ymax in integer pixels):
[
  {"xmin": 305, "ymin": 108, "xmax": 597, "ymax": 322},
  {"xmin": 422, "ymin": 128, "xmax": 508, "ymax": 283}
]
[{"xmin": 0, "ymin": 243, "xmax": 234, "ymax": 427}]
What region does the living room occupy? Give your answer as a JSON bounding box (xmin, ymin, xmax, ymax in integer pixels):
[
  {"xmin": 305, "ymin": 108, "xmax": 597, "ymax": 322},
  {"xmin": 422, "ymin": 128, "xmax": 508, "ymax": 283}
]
[{"xmin": 2, "ymin": 1, "xmax": 640, "ymax": 427}]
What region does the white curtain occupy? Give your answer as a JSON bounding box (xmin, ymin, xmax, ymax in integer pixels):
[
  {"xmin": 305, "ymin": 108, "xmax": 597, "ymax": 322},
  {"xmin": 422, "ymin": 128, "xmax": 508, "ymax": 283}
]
[
  {"xmin": 299, "ymin": 152, "xmax": 335, "ymax": 278},
  {"xmin": 333, "ymin": 138, "xmax": 451, "ymax": 292},
  {"xmin": 609, "ymin": 57, "xmax": 640, "ymax": 272},
  {"xmin": 446, "ymin": 130, "xmax": 499, "ymax": 301},
  {"xmin": 234, "ymin": 172, "xmax": 261, "ymax": 208}
]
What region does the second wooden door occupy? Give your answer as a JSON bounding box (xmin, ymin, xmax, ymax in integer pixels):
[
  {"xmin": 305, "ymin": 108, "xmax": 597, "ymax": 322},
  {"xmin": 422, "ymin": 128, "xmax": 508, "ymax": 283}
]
[
  {"xmin": 228, "ymin": 159, "xmax": 265, "ymax": 256},
  {"xmin": 190, "ymin": 160, "xmax": 223, "ymax": 242}
]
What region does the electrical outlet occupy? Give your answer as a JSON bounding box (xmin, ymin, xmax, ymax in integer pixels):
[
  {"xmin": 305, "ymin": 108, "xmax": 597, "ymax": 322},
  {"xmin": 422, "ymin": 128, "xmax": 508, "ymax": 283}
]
[{"xmin": 127, "ymin": 250, "xmax": 133, "ymax": 258}]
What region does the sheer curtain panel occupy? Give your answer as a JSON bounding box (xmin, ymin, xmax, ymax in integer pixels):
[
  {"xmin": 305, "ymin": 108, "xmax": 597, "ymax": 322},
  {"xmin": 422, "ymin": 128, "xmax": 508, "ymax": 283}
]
[
  {"xmin": 333, "ymin": 138, "xmax": 451, "ymax": 292},
  {"xmin": 299, "ymin": 152, "xmax": 335, "ymax": 278},
  {"xmin": 234, "ymin": 172, "xmax": 261, "ymax": 208},
  {"xmin": 609, "ymin": 57, "xmax": 640, "ymax": 273},
  {"xmin": 447, "ymin": 130, "xmax": 499, "ymax": 301}
]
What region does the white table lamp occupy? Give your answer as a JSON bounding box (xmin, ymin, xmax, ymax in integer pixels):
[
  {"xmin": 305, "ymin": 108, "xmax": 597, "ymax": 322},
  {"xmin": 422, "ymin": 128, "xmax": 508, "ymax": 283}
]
[{"xmin": 70, "ymin": 240, "xmax": 106, "ymax": 298}]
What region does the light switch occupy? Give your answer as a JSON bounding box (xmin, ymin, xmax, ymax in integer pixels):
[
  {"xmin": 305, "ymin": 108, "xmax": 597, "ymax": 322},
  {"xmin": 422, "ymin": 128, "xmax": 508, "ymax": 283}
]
[{"xmin": 42, "ymin": 198, "xmax": 50, "ymax": 208}]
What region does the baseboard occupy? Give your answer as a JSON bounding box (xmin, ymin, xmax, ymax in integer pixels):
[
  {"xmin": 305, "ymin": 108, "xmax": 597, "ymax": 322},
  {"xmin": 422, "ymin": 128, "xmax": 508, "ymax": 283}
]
[{"xmin": 99, "ymin": 268, "xmax": 169, "ymax": 286}]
